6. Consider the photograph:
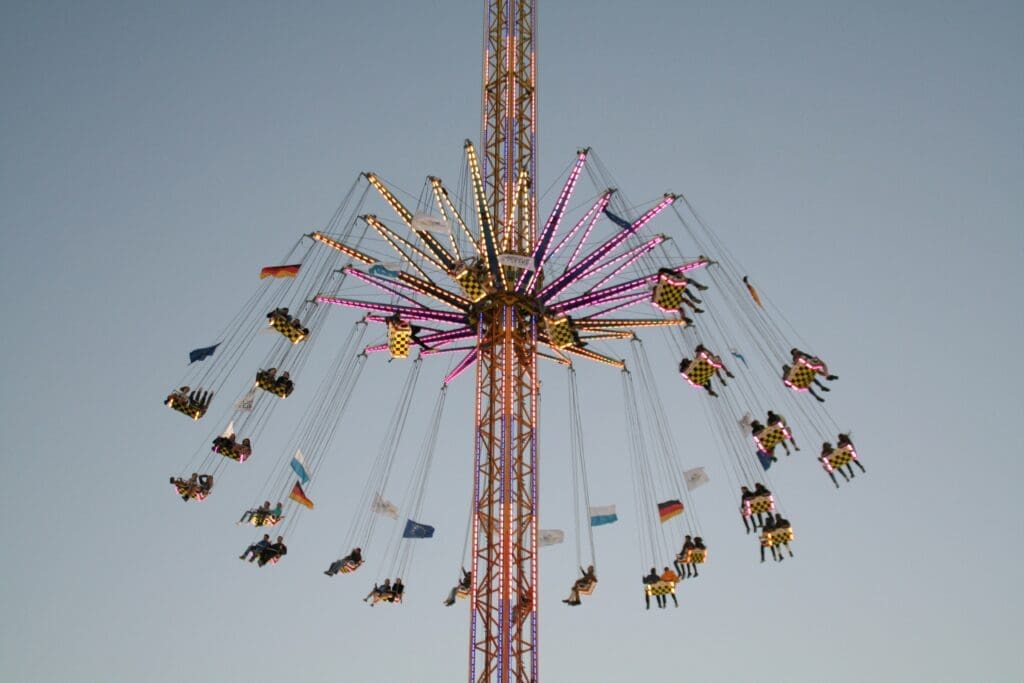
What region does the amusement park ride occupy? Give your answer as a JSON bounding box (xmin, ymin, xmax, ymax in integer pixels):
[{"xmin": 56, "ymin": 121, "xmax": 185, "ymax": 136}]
[{"xmin": 164, "ymin": 2, "xmax": 862, "ymax": 682}]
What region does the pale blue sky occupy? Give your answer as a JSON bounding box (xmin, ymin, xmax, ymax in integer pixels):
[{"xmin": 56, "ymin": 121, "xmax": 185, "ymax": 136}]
[{"xmin": 1, "ymin": 1, "xmax": 1022, "ymax": 682}]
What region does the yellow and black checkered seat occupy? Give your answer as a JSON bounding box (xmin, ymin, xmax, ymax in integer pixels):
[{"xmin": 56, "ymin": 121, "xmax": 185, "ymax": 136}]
[
  {"xmin": 825, "ymin": 445, "xmax": 855, "ymax": 469},
  {"xmin": 545, "ymin": 316, "xmax": 577, "ymax": 349},
  {"xmin": 744, "ymin": 493, "xmax": 775, "ymax": 517},
  {"xmin": 267, "ymin": 310, "xmax": 308, "ymax": 344},
  {"xmin": 166, "ymin": 393, "xmax": 208, "ymax": 420},
  {"xmin": 387, "ymin": 319, "xmax": 413, "ymax": 358},
  {"xmin": 256, "ymin": 371, "xmax": 293, "ymax": 398},
  {"xmin": 645, "ymin": 580, "xmax": 676, "ymax": 597},
  {"xmin": 683, "ymin": 355, "xmax": 716, "ymax": 386},
  {"xmin": 455, "ymin": 263, "xmax": 490, "ymax": 302},
  {"xmin": 652, "ymin": 272, "xmax": 687, "ymax": 311},
  {"xmin": 679, "ymin": 548, "xmax": 707, "ymax": 564},
  {"xmin": 754, "ymin": 424, "xmax": 787, "ymax": 452}
]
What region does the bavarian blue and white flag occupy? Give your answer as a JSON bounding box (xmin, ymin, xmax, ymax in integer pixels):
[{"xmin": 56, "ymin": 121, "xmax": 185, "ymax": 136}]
[
  {"xmin": 403, "ymin": 519, "xmax": 435, "ymax": 538},
  {"xmin": 589, "ymin": 505, "xmax": 618, "ymax": 527},
  {"xmin": 411, "ymin": 213, "xmax": 451, "ymax": 235},
  {"xmin": 290, "ymin": 450, "xmax": 310, "ymax": 484}
]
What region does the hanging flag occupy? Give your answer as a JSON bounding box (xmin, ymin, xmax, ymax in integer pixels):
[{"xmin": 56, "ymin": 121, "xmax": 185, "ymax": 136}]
[
  {"xmin": 411, "ymin": 213, "xmax": 451, "ymax": 235},
  {"xmin": 188, "ymin": 343, "xmax": 219, "ymax": 364},
  {"xmin": 738, "ymin": 412, "xmax": 754, "ymax": 434},
  {"xmin": 369, "ymin": 264, "xmax": 400, "ymax": 279},
  {"xmin": 684, "ymin": 467, "xmax": 710, "ymax": 491},
  {"xmin": 234, "ymin": 388, "xmax": 256, "ymax": 412},
  {"xmin": 290, "ymin": 450, "xmax": 310, "ymax": 484},
  {"xmin": 604, "ymin": 210, "xmax": 632, "ymax": 230},
  {"xmin": 497, "ymin": 253, "xmax": 535, "ymax": 270},
  {"xmin": 371, "ymin": 493, "xmax": 399, "ymax": 520},
  {"xmin": 539, "ymin": 529, "xmax": 565, "ymax": 547},
  {"xmin": 260, "ymin": 263, "xmax": 301, "ymax": 279},
  {"xmin": 743, "ymin": 276, "xmax": 763, "ymax": 308},
  {"xmin": 221, "ymin": 421, "xmax": 235, "ymax": 438},
  {"xmin": 658, "ymin": 499, "xmax": 684, "ymax": 523},
  {"xmin": 756, "ymin": 449, "xmax": 775, "ymax": 471},
  {"xmin": 589, "ymin": 505, "xmax": 618, "ymax": 527},
  {"xmin": 403, "ymin": 519, "xmax": 435, "ymax": 538},
  {"xmin": 289, "ymin": 481, "xmax": 314, "ymax": 509},
  {"xmin": 729, "ymin": 348, "xmax": 748, "ymax": 367}
]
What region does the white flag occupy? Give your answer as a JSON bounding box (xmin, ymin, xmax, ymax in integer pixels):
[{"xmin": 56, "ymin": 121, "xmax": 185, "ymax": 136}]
[
  {"xmin": 538, "ymin": 529, "xmax": 565, "ymax": 547},
  {"xmin": 738, "ymin": 412, "xmax": 753, "ymax": 434},
  {"xmin": 411, "ymin": 213, "xmax": 451, "ymax": 235},
  {"xmin": 234, "ymin": 389, "xmax": 256, "ymax": 412},
  {"xmin": 220, "ymin": 421, "xmax": 235, "ymax": 438},
  {"xmin": 684, "ymin": 467, "xmax": 710, "ymax": 491},
  {"xmin": 371, "ymin": 493, "xmax": 399, "ymax": 520},
  {"xmin": 497, "ymin": 253, "xmax": 535, "ymax": 270}
]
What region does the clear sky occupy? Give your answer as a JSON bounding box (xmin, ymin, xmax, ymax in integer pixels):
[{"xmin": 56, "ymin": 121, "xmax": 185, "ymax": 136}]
[{"xmin": 2, "ymin": 1, "xmax": 1022, "ymax": 682}]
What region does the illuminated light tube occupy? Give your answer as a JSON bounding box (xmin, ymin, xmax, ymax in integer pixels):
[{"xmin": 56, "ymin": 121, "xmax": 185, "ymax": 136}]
[
  {"xmin": 343, "ymin": 268, "xmax": 426, "ymax": 309},
  {"xmin": 543, "ymin": 190, "xmax": 613, "ymax": 276},
  {"xmin": 444, "ymin": 349, "xmax": 478, "ymax": 385},
  {"xmin": 315, "ymin": 296, "xmax": 466, "ymax": 324},
  {"xmin": 397, "ymin": 273, "xmax": 472, "ymax": 310},
  {"xmin": 517, "ymin": 148, "xmax": 588, "ymax": 292},
  {"xmin": 587, "ymin": 235, "xmax": 667, "ymax": 292},
  {"xmin": 574, "ymin": 318, "xmax": 687, "ymax": 330},
  {"xmin": 363, "ymin": 215, "xmax": 444, "ymax": 277},
  {"xmin": 416, "ymin": 328, "xmax": 477, "ymax": 347},
  {"xmin": 364, "ymin": 172, "xmax": 413, "ymax": 224},
  {"xmin": 310, "ymin": 232, "xmax": 375, "ymax": 264},
  {"xmin": 559, "ymin": 345, "xmax": 626, "ymax": 369},
  {"xmin": 540, "ymin": 195, "xmax": 676, "ymax": 303},
  {"xmin": 465, "ymin": 140, "xmax": 502, "ymax": 286}
]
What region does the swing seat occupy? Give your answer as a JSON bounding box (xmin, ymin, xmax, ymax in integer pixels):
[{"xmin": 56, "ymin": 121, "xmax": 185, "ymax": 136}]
[
  {"xmin": 651, "ymin": 271, "xmax": 688, "ymax": 312},
  {"xmin": 212, "ymin": 437, "xmax": 252, "ymax": 463},
  {"xmin": 165, "ymin": 393, "xmax": 208, "ymax": 420},
  {"xmin": 743, "ymin": 493, "xmax": 775, "ymax": 517},
  {"xmin": 267, "ymin": 309, "xmax": 309, "ymax": 344},
  {"xmin": 761, "ymin": 526, "xmax": 795, "ymax": 547},
  {"xmin": 576, "ymin": 578, "xmax": 597, "ymax": 596},
  {"xmin": 170, "ymin": 480, "xmax": 209, "ymax": 502},
  {"xmin": 387, "ymin": 319, "xmax": 413, "ymax": 359},
  {"xmin": 250, "ymin": 512, "xmax": 282, "ymax": 527},
  {"xmin": 545, "ymin": 316, "xmax": 578, "ymax": 349},
  {"xmin": 339, "ymin": 559, "xmax": 363, "ymax": 574},
  {"xmin": 783, "ymin": 357, "xmax": 826, "ymax": 391},
  {"xmin": 455, "ymin": 586, "xmax": 470, "ymax": 599},
  {"xmin": 645, "ymin": 580, "xmax": 676, "ymax": 597},
  {"xmin": 678, "ymin": 548, "xmax": 707, "ymax": 564},
  {"xmin": 256, "ymin": 371, "xmax": 293, "ymax": 398},
  {"xmin": 454, "ymin": 263, "xmax": 490, "ymax": 302},
  {"xmin": 754, "ymin": 424, "xmax": 789, "ymax": 452},
  {"xmin": 682, "ymin": 352, "xmax": 721, "ymax": 388},
  {"xmin": 823, "ymin": 445, "xmax": 856, "ymax": 471},
  {"xmin": 371, "ymin": 591, "xmax": 401, "ymax": 605}
]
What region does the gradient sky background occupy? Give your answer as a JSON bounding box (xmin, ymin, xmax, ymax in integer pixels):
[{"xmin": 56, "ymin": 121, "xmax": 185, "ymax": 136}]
[{"xmin": 2, "ymin": 1, "xmax": 1022, "ymax": 682}]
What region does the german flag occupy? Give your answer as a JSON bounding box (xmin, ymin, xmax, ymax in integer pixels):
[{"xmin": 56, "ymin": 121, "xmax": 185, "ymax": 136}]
[
  {"xmin": 289, "ymin": 481, "xmax": 314, "ymax": 509},
  {"xmin": 658, "ymin": 499, "xmax": 684, "ymax": 523},
  {"xmin": 260, "ymin": 263, "xmax": 302, "ymax": 279}
]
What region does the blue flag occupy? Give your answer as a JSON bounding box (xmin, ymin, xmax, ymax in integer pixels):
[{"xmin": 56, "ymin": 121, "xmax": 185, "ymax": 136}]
[
  {"xmin": 603, "ymin": 209, "xmax": 632, "ymax": 230},
  {"xmin": 369, "ymin": 264, "xmax": 400, "ymax": 279},
  {"xmin": 729, "ymin": 348, "xmax": 748, "ymax": 367},
  {"xmin": 290, "ymin": 450, "xmax": 310, "ymax": 484},
  {"xmin": 403, "ymin": 519, "xmax": 435, "ymax": 539},
  {"xmin": 756, "ymin": 449, "xmax": 775, "ymax": 471},
  {"xmin": 188, "ymin": 343, "xmax": 220, "ymax": 364}
]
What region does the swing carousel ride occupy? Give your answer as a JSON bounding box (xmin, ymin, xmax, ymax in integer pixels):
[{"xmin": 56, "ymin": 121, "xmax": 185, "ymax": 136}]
[{"xmin": 163, "ymin": 2, "xmax": 863, "ymax": 682}]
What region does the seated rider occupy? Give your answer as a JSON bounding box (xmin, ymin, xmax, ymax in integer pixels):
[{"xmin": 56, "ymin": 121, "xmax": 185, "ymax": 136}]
[
  {"xmin": 774, "ymin": 515, "xmax": 794, "ymax": 560},
  {"xmin": 676, "ymin": 535, "xmax": 695, "ymax": 577},
  {"xmin": 819, "ymin": 442, "xmax": 845, "ymax": 488},
  {"xmin": 364, "ymin": 578, "xmax": 392, "ymax": 604},
  {"xmin": 240, "ymin": 534, "xmax": 271, "ymax": 562},
  {"xmin": 238, "ymin": 501, "xmax": 271, "ymax": 525},
  {"xmin": 739, "ymin": 486, "xmax": 754, "ymax": 533},
  {"xmin": 760, "ymin": 513, "xmax": 779, "ymax": 563},
  {"xmin": 196, "ymin": 474, "xmax": 213, "ymax": 494},
  {"xmin": 643, "ymin": 567, "xmax": 660, "ymax": 610},
  {"xmin": 325, "ymin": 547, "xmax": 363, "ymax": 576},
  {"xmin": 562, "ymin": 565, "xmax": 597, "ymax": 606},
  {"xmin": 660, "ymin": 567, "xmax": 680, "ymax": 607},
  {"xmin": 258, "ymin": 536, "xmax": 287, "ymax": 567},
  {"xmin": 391, "ymin": 578, "xmax": 405, "ymax": 602},
  {"xmin": 766, "ymin": 410, "xmax": 799, "ymax": 454},
  {"xmin": 443, "ymin": 567, "xmax": 472, "ymax": 606}
]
